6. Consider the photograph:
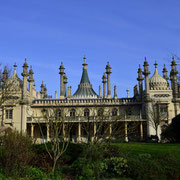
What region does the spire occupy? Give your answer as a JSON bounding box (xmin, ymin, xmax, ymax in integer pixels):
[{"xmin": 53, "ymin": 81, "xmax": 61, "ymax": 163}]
[
  {"xmin": 13, "ymin": 62, "xmax": 17, "ymax": 75},
  {"xmin": 80, "ymin": 56, "xmax": 90, "ymax": 84},
  {"xmin": 28, "ymin": 65, "xmax": 34, "ymax": 82},
  {"xmin": 154, "ymin": 61, "xmax": 158, "ymax": 75},
  {"xmin": 72, "ymin": 56, "xmax": 98, "ymax": 99},
  {"xmin": 2, "ymin": 66, "xmax": 8, "ymax": 82}
]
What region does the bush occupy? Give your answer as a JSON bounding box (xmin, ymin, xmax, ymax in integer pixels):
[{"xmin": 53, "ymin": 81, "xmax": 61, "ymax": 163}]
[
  {"xmin": 24, "ymin": 167, "xmax": 48, "ymax": 180},
  {"xmin": 161, "ymin": 114, "xmax": 180, "ymax": 142},
  {"xmin": 102, "ymin": 157, "xmax": 128, "ymax": 177},
  {"xmin": 0, "ymin": 130, "xmax": 34, "ymax": 177}
]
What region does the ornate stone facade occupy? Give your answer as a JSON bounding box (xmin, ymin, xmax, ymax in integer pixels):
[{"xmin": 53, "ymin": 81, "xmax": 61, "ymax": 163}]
[{"xmin": 1, "ymin": 56, "xmax": 179, "ymax": 143}]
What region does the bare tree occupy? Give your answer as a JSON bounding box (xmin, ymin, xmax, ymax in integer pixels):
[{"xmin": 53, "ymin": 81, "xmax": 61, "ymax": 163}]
[
  {"xmin": 80, "ymin": 106, "xmax": 140, "ymax": 146},
  {"xmin": 148, "ymin": 102, "xmax": 168, "ymax": 140},
  {"xmin": 37, "ymin": 107, "xmax": 73, "ymax": 174}
]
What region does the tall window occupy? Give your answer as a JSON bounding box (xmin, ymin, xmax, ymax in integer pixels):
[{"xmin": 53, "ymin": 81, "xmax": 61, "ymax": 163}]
[
  {"xmin": 112, "ymin": 108, "xmax": 118, "ymax": 116},
  {"xmin": 70, "ymin": 109, "xmax": 76, "ymax": 117},
  {"xmin": 6, "ymin": 109, "xmax": 13, "ymax": 119},
  {"xmin": 98, "ymin": 108, "xmax": 104, "ymax": 116},
  {"xmin": 84, "ymin": 108, "xmax": 90, "ymax": 117},
  {"xmin": 56, "ymin": 109, "xmax": 61, "ymax": 119}
]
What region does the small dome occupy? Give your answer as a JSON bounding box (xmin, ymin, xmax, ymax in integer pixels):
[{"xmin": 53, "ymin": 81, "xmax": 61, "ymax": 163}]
[{"xmin": 149, "ymin": 68, "xmax": 168, "ymax": 90}]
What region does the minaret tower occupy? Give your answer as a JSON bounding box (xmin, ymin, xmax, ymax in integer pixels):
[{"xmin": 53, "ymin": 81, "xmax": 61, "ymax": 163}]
[
  {"xmin": 106, "ymin": 61, "xmax": 112, "ymax": 98},
  {"xmin": 143, "ymin": 57, "xmax": 151, "ymax": 137},
  {"xmin": 163, "ymin": 64, "xmax": 169, "ymax": 81},
  {"xmin": 28, "ymin": 66, "xmax": 34, "ymax": 102},
  {"xmin": 102, "ymin": 73, "xmax": 107, "ymax": 98},
  {"xmin": 59, "ymin": 62, "xmax": 65, "ymax": 99},
  {"xmin": 63, "ymin": 73, "xmax": 68, "ymax": 97},
  {"xmin": 170, "ymin": 56, "xmax": 178, "ymax": 98},
  {"xmin": 170, "ymin": 56, "xmax": 178, "ymax": 116},
  {"xmin": 137, "ymin": 64, "xmax": 144, "ymax": 100},
  {"xmin": 143, "ymin": 57, "xmax": 150, "ymax": 94},
  {"xmin": 21, "ymin": 58, "xmax": 29, "ymax": 132},
  {"xmin": 21, "ymin": 58, "xmax": 29, "ymax": 100}
]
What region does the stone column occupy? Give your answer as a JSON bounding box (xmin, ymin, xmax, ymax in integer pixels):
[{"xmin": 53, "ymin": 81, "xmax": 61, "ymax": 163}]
[
  {"xmin": 107, "ymin": 73, "xmax": 111, "ymax": 98},
  {"xmin": 99, "ymin": 85, "xmax": 101, "ymax": 97},
  {"xmin": 47, "ymin": 124, "xmax": 50, "ymax": 142},
  {"xmin": 106, "ymin": 62, "xmax": 111, "ymax": 98},
  {"xmin": 102, "ymin": 73, "xmax": 107, "ymax": 98},
  {"xmin": 140, "ymin": 121, "xmax": 143, "ymax": 140},
  {"xmin": 125, "ymin": 121, "xmax": 128, "ymax": 142},
  {"xmin": 92, "ymin": 123, "xmax": 97, "ymax": 142},
  {"xmin": 78, "ymin": 123, "xmax": 81, "ymax": 142},
  {"xmin": 109, "ymin": 123, "xmax": 112, "ymax": 136},
  {"xmin": 59, "ymin": 62, "xmax": 65, "ymax": 99},
  {"xmin": 114, "ymin": 85, "xmax": 117, "ymax": 99},
  {"xmin": 55, "ymin": 91, "xmax": 57, "ymax": 99},
  {"xmin": 31, "ymin": 124, "xmax": 34, "ymax": 138}
]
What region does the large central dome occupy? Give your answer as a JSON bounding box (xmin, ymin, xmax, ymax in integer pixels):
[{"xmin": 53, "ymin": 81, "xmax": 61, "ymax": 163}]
[
  {"xmin": 72, "ymin": 57, "xmax": 98, "ymax": 99},
  {"xmin": 149, "ymin": 62, "xmax": 168, "ymax": 90}
]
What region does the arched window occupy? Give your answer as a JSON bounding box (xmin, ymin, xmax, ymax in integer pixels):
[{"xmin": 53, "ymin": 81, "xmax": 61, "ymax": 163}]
[
  {"xmin": 57, "ymin": 109, "xmax": 61, "ymax": 118},
  {"xmin": 98, "ymin": 108, "xmax": 104, "ymax": 116},
  {"xmin": 112, "ymin": 108, "xmax": 118, "ymax": 116},
  {"xmin": 70, "ymin": 109, "xmax": 76, "ymax": 117},
  {"xmin": 84, "ymin": 108, "xmax": 90, "ymax": 117}
]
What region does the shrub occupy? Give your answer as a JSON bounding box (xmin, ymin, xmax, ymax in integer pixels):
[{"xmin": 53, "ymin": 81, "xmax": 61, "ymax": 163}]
[
  {"xmin": 25, "ymin": 167, "xmax": 48, "ymax": 180},
  {"xmin": 0, "ymin": 130, "xmax": 34, "ymax": 177},
  {"xmin": 102, "ymin": 157, "xmax": 128, "ymax": 177},
  {"xmin": 161, "ymin": 114, "xmax": 180, "ymax": 142}
]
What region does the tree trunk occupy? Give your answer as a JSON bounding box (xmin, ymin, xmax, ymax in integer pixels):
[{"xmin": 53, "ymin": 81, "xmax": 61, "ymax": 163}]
[{"xmin": 52, "ymin": 158, "xmax": 58, "ymax": 175}]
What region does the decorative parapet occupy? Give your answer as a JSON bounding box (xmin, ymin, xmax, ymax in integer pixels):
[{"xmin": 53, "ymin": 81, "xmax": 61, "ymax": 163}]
[{"xmin": 32, "ymin": 97, "xmax": 140, "ymax": 107}]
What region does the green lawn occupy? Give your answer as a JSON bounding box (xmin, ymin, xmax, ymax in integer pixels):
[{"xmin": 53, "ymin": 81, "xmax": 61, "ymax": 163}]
[{"xmin": 113, "ymin": 142, "xmax": 180, "ymax": 159}]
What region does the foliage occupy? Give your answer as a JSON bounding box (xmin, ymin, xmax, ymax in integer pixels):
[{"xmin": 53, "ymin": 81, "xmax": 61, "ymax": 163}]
[
  {"xmin": 24, "ymin": 167, "xmax": 48, "ymax": 180},
  {"xmin": 102, "ymin": 157, "xmax": 128, "ymax": 177},
  {"xmin": 0, "ymin": 130, "xmax": 34, "ymax": 177},
  {"xmin": 161, "ymin": 114, "xmax": 180, "ymax": 142},
  {"xmin": 38, "ymin": 107, "xmax": 72, "ymax": 174}
]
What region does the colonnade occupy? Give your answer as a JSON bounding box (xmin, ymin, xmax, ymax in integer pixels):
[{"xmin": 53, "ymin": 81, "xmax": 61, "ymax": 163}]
[{"xmin": 30, "ymin": 121, "xmax": 144, "ymax": 143}]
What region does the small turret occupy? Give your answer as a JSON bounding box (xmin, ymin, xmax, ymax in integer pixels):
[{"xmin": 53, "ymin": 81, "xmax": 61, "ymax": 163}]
[
  {"xmin": 99, "ymin": 85, "xmax": 102, "ymax": 98},
  {"xmin": 21, "ymin": 58, "xmax": 29, "ymax": 100},
  {"xmin": 137, "ymin": 64, "xmax": 144, "ymax": 99},
  {"xmin": 170, "ymin": 56, "xmax": 178, "ymax": 99},
  {"xmin": 162, "ymin": 64, "xmax": 169, "ymax": 81},
  {"xmin": 114, "ymin": 85, "xmax": 117, "ymax": 99},
  {"xmin": 2, "ymin": 66, "xmax": 8, "ymax": 83},
  {"xmin": 28, "ymin": 66, "xmax": 34, "ymax": 101},
  {"xmin": 63, "ymin": 73, "xmax": 68, "ymax": 97},
  {"xmin": 59, "ymin": 62, "xmax": 65, "ymax": 99},
  {"xmin": 126, "ymin": 88, "xmax": 129, "ymax": 98},
  {"xmin": 106, "ymin": 61, "xmax": 112, "ymax": 98},
  {"xmin": 102, "ymin": 73, "xmax": 107, "ymax": 98}
]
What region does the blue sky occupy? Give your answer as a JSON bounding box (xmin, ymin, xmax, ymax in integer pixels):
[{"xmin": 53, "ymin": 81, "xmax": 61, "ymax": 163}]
[{"xmin": 0, "ymin": 0, "xmax": 180, "ymax": 97}]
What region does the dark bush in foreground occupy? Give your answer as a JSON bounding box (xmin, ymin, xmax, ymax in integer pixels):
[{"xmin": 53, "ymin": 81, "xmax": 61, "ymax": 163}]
[
  {"xmin": 0, "ymin": 130, "xmax": 34, "ymax": 177},
  {"xmin": 161, "ymin": 114, "xmax": 180, "ymax": 142}
]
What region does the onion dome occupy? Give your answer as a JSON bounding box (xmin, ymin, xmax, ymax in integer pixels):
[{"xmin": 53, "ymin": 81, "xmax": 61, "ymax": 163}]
[
  {"xmin": 59, "ymin": 62, "xmax": 65, "ymax": 75},
  {"xmin": 8, "ymin": 63, "xmax": 23, "ymax": 90},
  {"xmin": 106, "ymin": 61, "xmax": 111, "ymax": 74},
  {"xmin": 102, "ymin": 73, "xmax": 107, "ymax": 83},
  {"xmin": 149, "ymin": 61, "xmax": 168, "ymax": 90},
  {"xmin": 28, "ymin": 66, "xmax": 34, "ymax": 82},
  {"xmin": 63, "ymin": 74, "xmax": 68, "ymax": 84},
  {"xmin": 72, "ymin": 57, "xmax": 98, "ymax": 99}
]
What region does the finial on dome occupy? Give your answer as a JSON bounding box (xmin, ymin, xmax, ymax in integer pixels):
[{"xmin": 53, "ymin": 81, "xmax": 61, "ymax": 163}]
[
  {"xmin": 82, "ymin": 56, "xmax": 88, "ymax": 70},
  {"xmin": 172, "ymin": 56, "xmax": 175, "ymax": 61},
  {"xmin": 154, "ymin": 61, "xmax": 158, "ymax": 69},
  {"xmin": 145, "ymin": 56, "xmax": 147, "ymax": 61},
  {"xmin": 83, "ymin": 55, "xmax": 86, "ymax": 63}
]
